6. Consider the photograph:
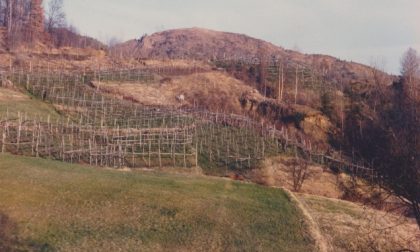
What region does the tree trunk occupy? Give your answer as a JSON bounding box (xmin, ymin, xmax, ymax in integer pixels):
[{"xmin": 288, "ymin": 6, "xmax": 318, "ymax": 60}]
[
  {"xmin": 294, "ymin": 65, "xmax": 298, "ymax": 104},
  {"xmin": 413, "ymin": 201, "xmax": 420, "ymax": 231},
  {"xmin": 6, "ymin": 0, "xmax": 12, "ymax": 34}
]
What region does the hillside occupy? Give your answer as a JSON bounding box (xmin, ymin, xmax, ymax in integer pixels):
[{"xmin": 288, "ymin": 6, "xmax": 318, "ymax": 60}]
[
  {"xmin": 1, "ymin": 154, "xmax": 418, "ymax": 251},
  {"xmin": 298, "ymin": 194, "xmax": 420, "ymax": 251},
  {"xmin": 0, "ymin": 87, "xmax": 60, "ymax": 119},
  {"xmin": 0, "ymin": 1, "xmax": 418, "ymax": 251},
  {"xmin": 0, "ymin": 26, "xmax": 391, "ymax": 89},
  {"xmin": 0, "ymin": 24, "xmax": 418, "ymax": 252},
  {"xmin": 0, "ymin": 154, "xmax": 314, "ymax": 251},
  {"xmin": 1, "ymin": 66, "xmax": 419, "ymax": 252},
  {"xmin": 48, "ymin": 27, "xmax": 105, "ymax": 49},
  {"xmin": 112, "ymin": 27, "xmax": 286, "ymax": 60},
  {"xmin": 112, "ymin": 27, "xmax": 391, "ymax": 87},
  {"xmin": 94, "ymin": 71, "xmax": 265, "ymax": 113},
  {"xmin": 0, "ymin": 26, "xmax": 119, "ymax": 72}
]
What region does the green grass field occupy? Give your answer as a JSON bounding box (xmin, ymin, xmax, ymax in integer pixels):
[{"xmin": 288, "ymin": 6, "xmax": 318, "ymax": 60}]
[
  {"xmin": 0, "ymin": 88, "xmax": 61, "ymax": 120},
  {"xmin": 0, "ymin": 154, "xmax": 314, "ymax": 251}
]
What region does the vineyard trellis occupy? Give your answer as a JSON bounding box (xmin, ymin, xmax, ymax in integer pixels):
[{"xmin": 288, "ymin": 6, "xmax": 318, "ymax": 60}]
[
  {"xmin": 0, "ymin": 115, "xmax": 196, "ymax": 168},
  {"xmin": 0, "ymin": 67, "xmax": 376, "ymax": 180}
]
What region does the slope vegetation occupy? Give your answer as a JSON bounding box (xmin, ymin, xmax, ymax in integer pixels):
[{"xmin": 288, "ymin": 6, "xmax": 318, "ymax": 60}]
[
  {"xmin": 0, "ymin": 87, "xmax": 60, "ymax": 119},
  {"xmin": 298, "ymin": 194, "xmax": 420, "ymax": 251},
  {"xmin": 113, "ymin": 27, "xmax": 388, "ymax": 87},
  {"xmin": 0, "ymin": 154, "xmax": 314, "ymax": 251},
  {"xmin": 113, "ymin": 27, "xmax": 285, "ymax": 60},
  {"xmin": 94, "ymin": 71, "xmax": 264, "ymax": 113}
]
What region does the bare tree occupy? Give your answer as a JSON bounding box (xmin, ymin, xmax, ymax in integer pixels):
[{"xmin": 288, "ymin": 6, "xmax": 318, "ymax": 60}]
[
  {"xmin": 401, "ymin": 48, "xmax": 419, "ymax": 85},
  {"xmin": 257, "ymin": 47, "xmax": 269, "ymax": 97},
  {"xmin": 1, "ymin": 0, "xmax": 35, "ymax": 48},
  {"xmin": 28, "ymin": 0, "xmax": 44, "ymax": 43},
  {"xmin": 260, "ymin": 60, "xmax": 268, "ymax": 97},
  {"xmin": 286, "ymin": 156, "xmax": 310, "ymax": 192},
  {"xmin": 0, "ymin": 0, "xmax": 4, "ymax": 25},
  {"xmin": 5, "ymin": 0, "xmax": 12, "ymax": 34},
  {"xmin": 347, "ymin": 49, "xmax": 420, "ymax": 230},
  {"xmin": 401, "ymin": 48, "xmax": 420, "ymax": 101},
  {"xmin": 294, "ymin": 65, "xmax": 299, "ymax": 104},
  {"xmin": 379, "ymin": 80, "xmax": 420, "ymax": 230},
  {"xmin": 369, "ymin": 57, "xmax": 391, "ymax": 112},
  {"xmin": 277, "ymin": 60, "xmax": 285, "ymax": 101},
  {"xmin": 46, "ymin": 0, "xmax": 65, "ymax": 32}
]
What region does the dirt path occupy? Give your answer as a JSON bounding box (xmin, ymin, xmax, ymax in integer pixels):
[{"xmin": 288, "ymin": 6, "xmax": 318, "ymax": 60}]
[{"xmin": 283, "ymin": 188, "xmax": 330, "ymax": 252}]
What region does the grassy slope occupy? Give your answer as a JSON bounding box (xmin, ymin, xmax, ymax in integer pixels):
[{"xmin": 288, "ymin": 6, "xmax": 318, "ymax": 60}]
[
  {"xmin": 0, "ymin": 154, "xmax": 314, "ymax": 251},
  {"xmin": 96, "ymin": 71, "xmax": 262, "ymax": 114},
  {"xmin": 297, "ymin": 194, "xmax": 420, "ymax": 252},
  {"xmin": 0, "ymin": 88, "xmax": 60, "ymax": 120}
]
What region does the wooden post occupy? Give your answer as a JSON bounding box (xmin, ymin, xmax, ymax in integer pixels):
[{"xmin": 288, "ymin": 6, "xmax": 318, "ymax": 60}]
[
  {"xmin": 148, "ymin": 139, "xmax": 151, "ymax": 167},
  {"xmin": 61, "ymin": 135, "xmax": 65, "ymax": 161},
  {"xmin": 262, "ymin": 137, "xmax": 265, "ymax": 158},
  {"xmin": 183, "ymin": 143, "xmax": 187, "ymax": 169},
  {"xmin": 31, "ymin": 121, "xmax": 36, "ymax": 156},
  {"xmin": 119, "ymin": 143, "xmax": 123, "ymax": 168},
  {"xmin": 16, "ymin": 115, "xmax": 22, "ymax": 152},
  {"xmin": 280, "ymin": 63, "xmax": 284, "ymax": 101},
  {"xmin": 195, "ymin": 142, "xmax": 198, "ymax": 168},
  {"xmin": 35, "ymin": 123, "xmax": 40, "ymax": 157},
  {"xmin": 158, "ymin": 138, "xmax": 162, "ymax": 168},
  {"xmin": 89, "ymin": 139, "xmax": 92, "ymax": 165},
  {"xmin": 226, "ymin": 135, "xmax": 229, "ymax": 170},
  {"xmin": 1, "ymin": 124, "xmax": 6, "ymax": 154},
  {"xmin": 172, "ymin": 132, "xmax": 176, "ymax": 168},
  {"xmin": 295, "ymin": 65, "xmax": 299, "ymax": 104}
]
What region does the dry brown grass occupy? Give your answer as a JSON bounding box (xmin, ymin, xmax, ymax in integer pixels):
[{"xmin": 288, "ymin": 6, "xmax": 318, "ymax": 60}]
[
  {"xmin": 297, "ymin": 193, "xmax": 420, "ymax": 251},
  {"xmin": 0, "ymin": 45, "xmax": 122, "ymax": 71},
  {"xmin": 256, "ymin": 153, "xmax": 415, "ymax": 251},
  {"xmin": 141, "ymin": 59, "xmax": 212, "ymax": 69},
  {"xmin": 0, "ymin": 88, "xmax": 28, "ymax": 102},
  {"xmin": 256, "ymin": 156, "xmax": 407, "ymax": 213},
  {"xmin": 285, "ymin": 190, "xmax": 329, "ymax": 252},
  {"xmin": 253, "ymin": 156, "xmax": 343, "ymax": 198},
  {"xmin": 0, "ymin": 52, "xmax": 12, "ymax": 67},
  {"xmin": 0, "ymin": 28, "xmax": 6, "ymax": 52},
  {"xmin": 96, "ymin": 71, "xmax": 263, "ymax": 113},
  {"xmin": 0, "ymin": 46, "xmax": 213, "ymax": 72}
]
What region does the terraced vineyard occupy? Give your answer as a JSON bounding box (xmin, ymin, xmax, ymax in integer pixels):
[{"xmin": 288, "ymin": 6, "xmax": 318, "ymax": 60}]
[
  {"xmin": 0, "ymin": 69, "xmax": 283, "ymax": 175},
  {"xmin": 0, "ymin": 68, "xmax": 376, "ymax": 179}
]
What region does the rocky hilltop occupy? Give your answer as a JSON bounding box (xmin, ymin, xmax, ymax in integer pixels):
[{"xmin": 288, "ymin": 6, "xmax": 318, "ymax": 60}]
[{"xmin": 113, "ymin": 27, "xmax": 392, "ymax": 86}]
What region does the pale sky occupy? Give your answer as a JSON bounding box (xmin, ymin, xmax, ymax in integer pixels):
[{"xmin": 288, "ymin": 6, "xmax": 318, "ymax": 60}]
[{"xmin": 54, "ymin": 0, "xmax": 419, "ymax": 74}]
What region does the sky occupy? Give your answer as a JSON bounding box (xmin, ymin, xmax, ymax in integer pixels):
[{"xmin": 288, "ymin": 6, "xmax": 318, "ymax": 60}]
[{"xmin": 55, "ymin": 0, "xmax": 419, "ymax": 74}]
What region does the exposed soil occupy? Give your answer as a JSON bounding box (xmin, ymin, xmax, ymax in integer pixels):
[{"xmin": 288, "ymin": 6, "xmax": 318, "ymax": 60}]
[
  {"xmin": 94, "ymin": 71, "xmax": 264, "ymax": 113},
  {"xmin": 0, "ymin": 88, "xmax": 28, "ymax": 102}
]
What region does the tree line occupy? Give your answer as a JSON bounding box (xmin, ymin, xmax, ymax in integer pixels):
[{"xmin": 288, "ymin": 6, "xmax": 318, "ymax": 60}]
[
  {"xmin": 0, "ymin": 0, "xmax": 102, "ymax": 49},
  {"xmin": 337, "ymin": 48, "xmax": 420, "ymax": 229},
  {"xmin": 0, "ymin": 0, "xmax": 45, "ymax": 47}
]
